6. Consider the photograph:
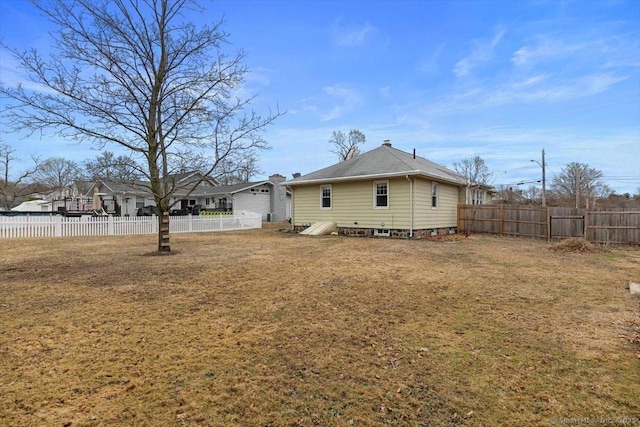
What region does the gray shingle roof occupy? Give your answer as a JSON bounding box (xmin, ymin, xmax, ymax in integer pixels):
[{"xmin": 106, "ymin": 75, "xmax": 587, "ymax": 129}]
[
  {"xmin": 189, "ymin": 181, "xmax": 271, "ymax": 196},
  {"xmin": 287, "ymin": 144, "xmax": 467, "ymax": 186}
]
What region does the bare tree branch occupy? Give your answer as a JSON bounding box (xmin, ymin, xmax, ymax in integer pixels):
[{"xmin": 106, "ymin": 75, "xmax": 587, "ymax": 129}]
[
  {"xmin": 329, "ymin": 129, "xmax": 366, "ymax": 161},
  {"xmin": 0, "ymin": 143, "xmax": 41, "ymax": 210}
]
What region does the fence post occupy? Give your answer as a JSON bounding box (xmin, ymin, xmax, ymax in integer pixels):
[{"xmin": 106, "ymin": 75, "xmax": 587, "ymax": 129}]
[
  {"xmin": 108, "ymin": 215, "xmax": 114, "ymax": 235},
  {"xmin": 499, "ymin": 204, "xmax": 504, "ymax": 236},
  {"xmin": 546, "ymin": 207, "xmax": 551, "ymax": 241},
  {"xmin": 584, "ymin": 209, "xmax": 589, "ymax": 241},
  {"xmin": 457, "ymin": 205, "xmax": 462, "ymax": 234},
  {"xmin": 188, "ymin": 214, "xmax": 193, "ymax": 232},
  {"xmin": 55, "ymin": 215, "xmax": 62, "ymax": 237}
]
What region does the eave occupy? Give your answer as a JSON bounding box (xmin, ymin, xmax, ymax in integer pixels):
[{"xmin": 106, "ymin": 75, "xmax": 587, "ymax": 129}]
[{"xmin": 286, "ymin": 170, "xmax": 466, "ymax": 187}]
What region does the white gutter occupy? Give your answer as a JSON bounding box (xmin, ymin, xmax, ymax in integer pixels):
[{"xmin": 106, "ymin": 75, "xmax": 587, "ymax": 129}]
[
  {"xmin": 405, "ymin": 175, "xmax": 413, "ymax": 239},
  {"xmin": 287, "ymin": 170, "xmax": 466, "ymax": 187}
]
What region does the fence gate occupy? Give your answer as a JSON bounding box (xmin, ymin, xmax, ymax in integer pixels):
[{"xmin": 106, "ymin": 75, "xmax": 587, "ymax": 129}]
[{"xmin": 549, "ymin": 214, "xmax": 584, "ymax": 239}]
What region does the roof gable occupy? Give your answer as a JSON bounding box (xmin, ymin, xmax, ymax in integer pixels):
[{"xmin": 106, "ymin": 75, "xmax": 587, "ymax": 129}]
[{"xmin": 288, "ymin": 144, "xmax": 467, "ymax": 186}]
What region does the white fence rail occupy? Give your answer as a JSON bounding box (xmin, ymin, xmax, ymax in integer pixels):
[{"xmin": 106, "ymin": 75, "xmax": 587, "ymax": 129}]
[{"xmin": 0, "ymin": 211, "xmax": 262, "ymax": 239}]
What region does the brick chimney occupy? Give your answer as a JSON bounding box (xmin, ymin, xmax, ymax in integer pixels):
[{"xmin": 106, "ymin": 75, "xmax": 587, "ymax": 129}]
[{"xmin": 268, "ymin": 174, "xmax": 287, "ymax": 221}]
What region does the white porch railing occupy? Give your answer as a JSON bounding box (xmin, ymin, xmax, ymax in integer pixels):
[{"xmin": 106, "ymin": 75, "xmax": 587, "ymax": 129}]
[{"xmin": 0, "ymin": 210, "xmax": 262, "ymax": 239}]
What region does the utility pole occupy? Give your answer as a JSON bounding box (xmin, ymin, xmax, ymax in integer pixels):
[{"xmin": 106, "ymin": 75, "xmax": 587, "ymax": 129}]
[
  {"xmin": 575, "ymin": 164, "xmax": 580, "ymax": 209},
  {"xmin": 530, "ymin": 149, "xmax": 546, "ymax": 207},
  {"xmin": 541, "ymin": 149, "xmax": 546, "ymax": 207}
]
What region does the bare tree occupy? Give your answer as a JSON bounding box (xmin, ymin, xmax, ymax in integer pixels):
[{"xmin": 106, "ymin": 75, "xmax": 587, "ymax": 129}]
[
  {"xmin": 329, "ymin": 129, "xmax": 366, "ymax": 161},
  {"xmin": 215, "ymin": 152, "xmax": 262, "ymax": 184},
  {"xmin": 453, "ymin": 155, "xmax": 494, "ymax": 235},
  {"xmin": 84, "ymin": 151, "xmax": 142, "ymax": 181},
  {"xmin": 33, "ymin": 157, "xmax": 81, "ymax": 192},
  {"xmin": 551, "ymin": 162, "xmax": 612, "ymax": 208},
  {"xmin": 1, "ymin": 0, "xmax": 282, "ymax": 252},
  {"xmin": 522, "ymin": 185, "xmax": 542, "ymax": 205},
  {"xmin": 454, "ymin": 155, "xmax": 494, "ymax": 205},
  {"xmin": 454, "ymin": 156, "xmax": 494, "ymax": 186},
  {"xmin": 0, "ymin": 143, "xmax": 40, "ymax": 210}
]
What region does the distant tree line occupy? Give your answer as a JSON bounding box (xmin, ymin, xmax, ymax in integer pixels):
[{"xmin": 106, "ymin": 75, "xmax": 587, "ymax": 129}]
[{"xmin": 455, "ymin": 155, "xmax": 638, "ymax": 209}]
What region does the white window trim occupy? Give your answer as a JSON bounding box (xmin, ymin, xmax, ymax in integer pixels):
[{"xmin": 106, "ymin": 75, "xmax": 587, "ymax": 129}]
[
  {"xmin": 373, "ymin": 228, "xmax": 390, "ymax": 236},
  {"xmin": 320, "ymin": 184, "xmax": 332, "ymax": 210},
  {"xmin": 373, "ymin": 180, "xmax": 389, "ymax": 209},
  {"xmin": 431, "ymin": 182, "xmax": 438, "ymax": 209}
]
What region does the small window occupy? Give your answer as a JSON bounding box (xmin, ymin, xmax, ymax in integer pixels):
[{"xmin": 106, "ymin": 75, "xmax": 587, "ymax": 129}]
[
  {"xmin": 374, "ymin": 229, "xmax": 390, "ymax": 237},
  {"xmin": 320, "ymin": 185, "xmax": 332, "ymax": 209},
  {"xmin": 135, "ymin": 196, "xmax": 145, "ymax": 209},
  {"xmin": 374, "ymin": 181, "xmax": 389, "ymax": 209},
  {"xmin": 431, "ymin": 182, "xmax": 438, "ymax": 209},
  {"xmin": 472, "ymin": 188, "xmax": 482, "ymax": 205}
]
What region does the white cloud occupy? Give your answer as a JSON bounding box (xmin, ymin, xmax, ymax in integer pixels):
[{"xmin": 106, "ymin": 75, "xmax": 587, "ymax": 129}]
[
  {"xmin": 454, "ymin": 28, "xmax": 506, "ymax": 77},
  {"xmin": 332, "ymin": 21, "xmax": 375, "ymax": 47},
  {"xmin": 245, "ymin": 67, "xmax": 271, "ymax": 86},
  {"xmin": 420, "ymin": 43, "xmax": 446, "ymax": 74},
  {"xmin": 494, "ymin": 73, "xmax": 628, "ymax": 104},
  {"xmin": 511, "ymin": 37, "xmax": 585, "ymax": 67},
  {"xmin": 413, "ymin": 71, "xmax": 627, "ymax": 117},
  {"xmin": 511, "ymin": 28, "xmax": 640, "ymax": 71},
  {"xmin": 319, "ymin": 84, "xmax": 363, "ymax": 121},
  {"xmin": 378, "ymin": 86, "xmax": 391, "ymax": 97}
]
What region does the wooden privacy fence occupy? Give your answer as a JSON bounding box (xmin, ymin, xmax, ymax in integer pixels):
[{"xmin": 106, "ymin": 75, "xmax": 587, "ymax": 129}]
[
  {"xmin": 457, "ymin": 205, "xmax": 640, "ymax": 245},
  {"xmin": 0, "ymin": 211, "xmax": 262, "ymax": 239}
]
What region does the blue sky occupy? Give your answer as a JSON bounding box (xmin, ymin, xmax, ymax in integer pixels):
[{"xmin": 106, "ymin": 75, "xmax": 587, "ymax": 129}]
[{"xmin": 1, "ymin": 0, "xmax": 639, "ymax": 194}]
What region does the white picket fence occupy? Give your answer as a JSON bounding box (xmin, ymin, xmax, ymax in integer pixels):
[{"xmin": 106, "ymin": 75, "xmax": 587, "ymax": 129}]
[{"xmin": 0, "ymin": 211, "xmax": 262, "ymax": 239}]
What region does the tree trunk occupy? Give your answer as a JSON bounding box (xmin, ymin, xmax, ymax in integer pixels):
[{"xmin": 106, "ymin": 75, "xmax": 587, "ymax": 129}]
[{"xmin": 158, "ymin": 211, "xmax": 170, "ymax": 252}]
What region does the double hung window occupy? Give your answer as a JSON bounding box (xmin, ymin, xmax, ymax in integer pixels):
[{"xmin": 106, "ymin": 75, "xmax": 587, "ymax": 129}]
[
  {"xmin": 431, "ymin": 182, "xmax": 438, "ymax": 209},
  {"xmin": 374, "ymin": 181, "xmax": 389, "ymax": 209},
  {"xmin": 320, "ymin": 185, "xmax": 332, "ymax": 209}
]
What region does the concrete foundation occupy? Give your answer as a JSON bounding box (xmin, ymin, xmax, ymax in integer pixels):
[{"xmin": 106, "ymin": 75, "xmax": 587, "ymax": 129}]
[{"xmin": 293, "ymin": 225, "xmax": 457, "ymax": 239}]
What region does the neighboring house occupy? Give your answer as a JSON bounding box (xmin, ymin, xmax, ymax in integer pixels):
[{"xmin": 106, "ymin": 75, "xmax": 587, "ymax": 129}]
[
  {"xmin": 467, "ymin": 183, "xmax": 495, "ymax": 205},
  {"xmin": 85, "ymin": 170, "xmax": 219, "ymax": 216},
  {"xmin": 188, "ymin": 174, "xmax": 290, "ymax": 221},
  {"xmin": 286, "ymin": 141, "xmax": 491, "ymax": 238},
  {"xmin": 84, "ymin": 172, "xmax": 290, "ymax": 221}
]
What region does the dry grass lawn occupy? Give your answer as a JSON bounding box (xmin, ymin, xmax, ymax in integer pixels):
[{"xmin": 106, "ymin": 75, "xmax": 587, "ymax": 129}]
[{"xmin": 1, "ymin": 229, "xmax": 639, "ymax": 426}]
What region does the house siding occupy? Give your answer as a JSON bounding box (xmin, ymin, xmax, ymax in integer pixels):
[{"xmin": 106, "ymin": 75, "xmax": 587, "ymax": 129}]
[
  {"xmin": 292, "ymin": 177, "xmax": 461, "ymax": 233},
  {"xmin": 293, "ymin": 178, "xmax": 411, "ymax": 229},
  {"xmin": 234, "ymin": 185, "xmax": 271, "ymax": 220},
  {"xmin": 413, "ymin": 177, "xmax": 460, "ymax": 229}
]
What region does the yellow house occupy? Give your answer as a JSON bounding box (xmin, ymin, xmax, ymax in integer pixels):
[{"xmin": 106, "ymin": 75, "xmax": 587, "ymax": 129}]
[{"xmin": 287, "ymin": 142, "xmax": 486, "ymax": 238}]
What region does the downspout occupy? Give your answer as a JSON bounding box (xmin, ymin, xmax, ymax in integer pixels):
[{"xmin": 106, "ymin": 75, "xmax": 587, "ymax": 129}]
[
  {"xmin": 290, "ymin": 186, "xmax": 295, "ymax": 230},
  {"xmin": 405, "ymin": 175, "xmax": 413, "ymax": 239}
]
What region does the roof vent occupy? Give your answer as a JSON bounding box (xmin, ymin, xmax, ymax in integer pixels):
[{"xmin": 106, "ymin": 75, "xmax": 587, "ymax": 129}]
[
  {"xmin": 382, "ymin": 140, "xmax": 392, "ymax": 147},
  {"xmin": 292, "ymin": 172, "xmax": 301, "ymax": 179}
]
